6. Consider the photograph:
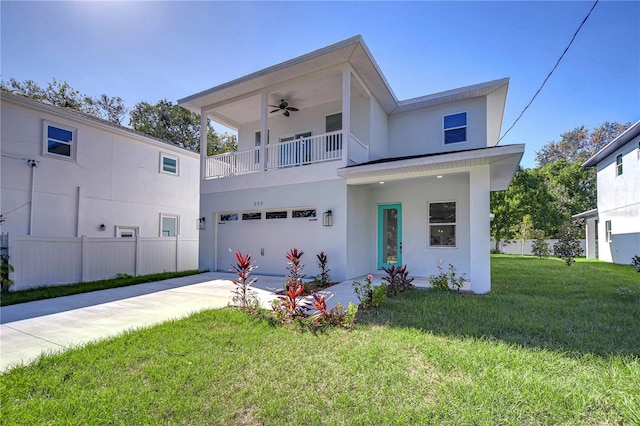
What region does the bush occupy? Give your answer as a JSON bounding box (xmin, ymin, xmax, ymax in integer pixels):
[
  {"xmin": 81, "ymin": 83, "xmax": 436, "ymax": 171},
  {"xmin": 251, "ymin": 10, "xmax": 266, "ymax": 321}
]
[
  {"xmin": 315, "ymin": 251, "xmax": 331, "ymax": 285},
  {"xmin": 531, "ymin": 229, "xmax": 551, "ymax": 259},
  {"xmin": 631, "ymin": 255, "xmax": 640, "ymax": 273},
  {"xmin": 429, "ymin": 263, "xmax": 467, "ymax": 292},
  {"xmin": 0, "ymin": 253, "xmax": 14, "ymax": 293},
  {"xmin": 353, "ymin": 274, "xmax": 374, "ymax": 308},
  {"xmin": 230, "ymin": 252, "xmax": 259, "ymax": 310},
  {"xmin": 371, "ymin": 284, "xmax": 387, "ymax": 308},
  {"xmin": 382, "ymin": 265, "xmax": 414, "ymax": 295},
  {"xmin": 553, "ymin": 220, "xmax": 583, "ymax": 266}
]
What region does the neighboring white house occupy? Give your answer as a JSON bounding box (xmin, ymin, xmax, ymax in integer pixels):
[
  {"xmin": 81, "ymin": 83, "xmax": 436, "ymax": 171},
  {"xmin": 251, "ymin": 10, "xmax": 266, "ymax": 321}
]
[
  {"xmin": 178, "ymin": 36, "xmax": 524, "ymax": 293},
  {"xmin": 576, "ymin": 120, "xmax": 640, "ymax": 264},
  {"xmin": 0, "ymin": 92, "xmax": 200, "ymax": 289}
]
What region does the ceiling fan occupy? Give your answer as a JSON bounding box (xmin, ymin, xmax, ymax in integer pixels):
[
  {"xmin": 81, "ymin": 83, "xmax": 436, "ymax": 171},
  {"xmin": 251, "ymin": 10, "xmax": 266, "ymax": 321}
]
[{"xmin": 269, "ymin": 99, "xmax": 299, "ymax": 117}]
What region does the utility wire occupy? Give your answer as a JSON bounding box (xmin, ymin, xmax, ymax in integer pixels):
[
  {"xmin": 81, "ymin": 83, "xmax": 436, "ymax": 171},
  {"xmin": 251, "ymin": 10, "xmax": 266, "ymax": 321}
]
[{"xmin": 498, "ymin": 0, "xmax": 599, "ymax": 143}]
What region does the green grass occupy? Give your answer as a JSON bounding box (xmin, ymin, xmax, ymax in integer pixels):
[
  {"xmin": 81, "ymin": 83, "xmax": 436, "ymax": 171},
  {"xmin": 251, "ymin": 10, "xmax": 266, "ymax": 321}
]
[
  {"xmin": 2, "ymin": 256, "xmax": 639, "ymax": 424},
  {"xmin": 0, "ymin": 270, "xmax": 202, "ymax": 306}
]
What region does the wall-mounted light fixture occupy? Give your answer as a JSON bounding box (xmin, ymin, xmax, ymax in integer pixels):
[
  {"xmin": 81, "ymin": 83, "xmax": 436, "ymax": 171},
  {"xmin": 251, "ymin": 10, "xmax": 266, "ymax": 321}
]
[
  {"xmin": 323, "ymin": 210, "xmax": 333, "ymax": 227},
  {"xmin": 99, "ymin": 224, "xmax": 106, "ymax": 231},
  {"xmin": 197, "ymin": 217, "xmax": 206, "ymax": 230}
]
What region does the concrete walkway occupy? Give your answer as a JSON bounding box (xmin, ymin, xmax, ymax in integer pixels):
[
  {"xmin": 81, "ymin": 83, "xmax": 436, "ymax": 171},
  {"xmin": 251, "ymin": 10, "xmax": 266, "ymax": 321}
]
[{"xmin": 0, "ymin": 272, "xmax": 359, "ymax": 373}]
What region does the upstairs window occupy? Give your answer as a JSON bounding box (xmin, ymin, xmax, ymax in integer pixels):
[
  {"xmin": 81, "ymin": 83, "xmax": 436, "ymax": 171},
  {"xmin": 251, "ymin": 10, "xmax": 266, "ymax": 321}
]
[
  {"xmin": 160, "ymin": 153, "xmax": 179, "ymax": 175},
  {"xmin": 605, "ymin": 220, "xmax": 612, "ymax": 242},
  {"xmin": 443, "ymin": 112, "xmax": 467, "ymax": 145},
  {"xmin": 325, "ymin": 112, "xmax": 342, "ymax": 152},
  {"xmin": 43, "ymin": 121, "xmax": 76, "ymax": 160},
  {"xmin": 616, "ymin": 154, "xmax": 623, "ymax": 176}
]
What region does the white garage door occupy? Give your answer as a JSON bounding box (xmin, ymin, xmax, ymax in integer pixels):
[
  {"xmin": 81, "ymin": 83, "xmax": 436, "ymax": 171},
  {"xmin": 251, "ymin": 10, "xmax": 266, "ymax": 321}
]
[{"xmin": 216, "ymin": 209, "xmax": 319, "ymax": 276}]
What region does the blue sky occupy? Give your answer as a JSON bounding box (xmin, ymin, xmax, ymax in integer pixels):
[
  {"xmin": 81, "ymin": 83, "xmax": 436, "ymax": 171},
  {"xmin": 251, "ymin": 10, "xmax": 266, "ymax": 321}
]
[{"xmin": 2, "ymin": 1, "xmax": 638, "ymax": 168}]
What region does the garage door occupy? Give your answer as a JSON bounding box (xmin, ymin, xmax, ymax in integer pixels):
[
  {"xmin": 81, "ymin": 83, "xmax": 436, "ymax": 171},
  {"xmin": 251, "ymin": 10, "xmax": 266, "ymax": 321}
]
[{"xmin": 216, "ymin": 209, "xmax": 319, "ymax": 276}]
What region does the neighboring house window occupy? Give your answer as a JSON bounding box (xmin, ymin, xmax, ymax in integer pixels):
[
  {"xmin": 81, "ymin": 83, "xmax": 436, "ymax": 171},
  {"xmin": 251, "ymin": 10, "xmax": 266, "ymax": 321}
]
[
  {"xmin": 429, "ymin": 202, "xmax": 456, "ymax": 247},
  {"xmin": 616, "ymin": 154, "xmax": 623, "ymax": 176},
  {"xmin": 43, "ymin": 120, "xmax": 76, "ymax": 160},
  {"xmin": 443, "ymin": 112, "xmax": 467, "ymax": 144},
  {"xmin": 292, "ymin": 209, "xmax": 316, "ymax": 218},
  {"xmin": 605, "ymin": 220, "xmax": 612, "ymax": 242},
  {"xmin": 116, "ymin": 226, "xmax": 139, "ymax": 238},
  {"xmin": 325, "ymin": 112, "xmax": 342, "ymax": 151},
  {"xmin": 220, "ymin": 213, "xmax": 238, "ymax": 221},
  {"xmin": 160, "ymin": 153, "xmax": 179, "ymax": 175},
  {"xmin": 266, "ymin": 211, "xmax": 287, "ymax": 219},
  {"xmin": 242, "ymin": 212, "xmax": 262, "ymax": 220},
  {"xmin": 160, "ymin": 214, "xmax": 179, "ymax": 237}
]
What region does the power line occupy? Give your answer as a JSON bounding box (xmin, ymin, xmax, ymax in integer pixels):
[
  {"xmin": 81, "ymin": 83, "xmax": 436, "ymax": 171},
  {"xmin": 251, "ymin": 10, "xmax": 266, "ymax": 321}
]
[{"xmin": 498, "ymin": 0, "xmax": 599, "ymax": 143}]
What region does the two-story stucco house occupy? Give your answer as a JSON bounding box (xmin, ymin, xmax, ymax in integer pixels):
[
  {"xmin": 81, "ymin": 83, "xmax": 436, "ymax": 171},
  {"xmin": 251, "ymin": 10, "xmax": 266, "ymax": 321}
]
[
  {"xmin": 179, "ymin": 36, "xmax": 524, "ymax": 293},
  {"xmin": 577, "ymin": 120, "xmax": 640, "ymax": 264},
  {"xmin": 0, "ymin": 92, "xmax": 200, "ymax": 289}
]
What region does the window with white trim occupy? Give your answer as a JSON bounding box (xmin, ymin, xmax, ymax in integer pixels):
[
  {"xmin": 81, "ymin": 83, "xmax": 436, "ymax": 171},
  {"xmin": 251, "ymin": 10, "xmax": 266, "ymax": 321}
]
[
  {"xmin": 43, "ymin": 121, "xmax": 76, "ymax": 160},
  {"xmin": 616, "ymin": 154, "xmax": 623, "ymax": 176},
  {"xmin": 160, "ymin": 214, "xmax": 179, "ymax": 237},
  {"xmin": 325, "ymin": 112, "xmax": 342, "ymax": 151},
  {"xmin": 605, "ymin": 220, "xmax": 612, "ymax": 242},
  {"xmin": 443, "ymin": 112, "xmax": 467, "ymax": 145},
  {"xmin": 429, "ymin": 202, "xmax": 456, "ymax": 247},
  {"xmin": 116, "ymin": 226, "xmax": 139, "ymax": 238},
  {"xmin": 160, "ymin": 153, "xmax": 179, "ymax": 175}
]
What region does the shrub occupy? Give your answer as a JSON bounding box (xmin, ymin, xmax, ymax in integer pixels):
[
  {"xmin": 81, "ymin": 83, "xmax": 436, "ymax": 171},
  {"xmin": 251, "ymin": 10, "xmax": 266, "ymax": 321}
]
[
  {"xmin": 631, "ymin": 255, "xmax": 640, "ymax": 272},
  {"xmin": 230, "ymin": 252, "xmax": 259, "ymax": 310},
  {"xmin": 274, "ymin": 249, "xmax": 308, "ymax": 320},
  {"xmin": 371, "ymin": 284, "xmax": 387, "ymax": 308},
  {"xmin": 382, "ymin": 265, "xmax": 414, "ymax": 295},
  {"xmin": 0, "ymin": 253, "xmax": 14, "ymax": 293},
  {"xmin": 353, "ymin": 274, "xmax": 374, "ymax": 308},
  {"xmin": 315, "ymin": 251, "xmax": 331, "ymax": 285},
  {"xmin": 531, "ymin": 229, "xmax": 551, "ymax": 259},
  {"xmin": 429, "ymin": 263, "xmax": 467, "ymax": 292},
  {"xmin": 553, "ymin": 220, "xmax": 584, "ymax": 266},
  {"xmin": 342, "ymin": 302, "xmax": 358, "ymax": 327}
]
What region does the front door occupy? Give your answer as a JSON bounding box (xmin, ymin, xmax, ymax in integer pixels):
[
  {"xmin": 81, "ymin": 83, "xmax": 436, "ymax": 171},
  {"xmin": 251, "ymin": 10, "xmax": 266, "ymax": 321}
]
[{"xmin": 378, "ymin": 204, "xmax": 402, "ymax": 269}]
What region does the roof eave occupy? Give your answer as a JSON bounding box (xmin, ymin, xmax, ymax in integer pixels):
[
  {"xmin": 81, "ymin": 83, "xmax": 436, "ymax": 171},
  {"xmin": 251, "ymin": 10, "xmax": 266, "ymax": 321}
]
[{"xmin": 583, "ymin": 120, "xmax": 640, "ymax": 167}]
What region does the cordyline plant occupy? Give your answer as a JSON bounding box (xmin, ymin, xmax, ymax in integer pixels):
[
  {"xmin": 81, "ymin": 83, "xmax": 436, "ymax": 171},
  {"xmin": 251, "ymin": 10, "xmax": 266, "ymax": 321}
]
[
  {"xmin": 315, "ymin": 251, "xmax": 331, "ymax": 286},
  {"xmin": 230, "ymin": 252, "xmax": 259, "ymax": 310},
  {"xmin": 273, "ymin": 248, "xmax": 308, "ymax": 320},
  {"xmin": 382, "ymin": 265, "xmax": 414, "ymax": 296}
]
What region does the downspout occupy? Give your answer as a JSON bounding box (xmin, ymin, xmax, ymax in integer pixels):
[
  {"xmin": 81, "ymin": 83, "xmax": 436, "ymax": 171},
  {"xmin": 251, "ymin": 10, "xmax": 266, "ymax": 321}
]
[{"xmin": 27, "ymin": 159, "xmax": 38, "ymax": 236}]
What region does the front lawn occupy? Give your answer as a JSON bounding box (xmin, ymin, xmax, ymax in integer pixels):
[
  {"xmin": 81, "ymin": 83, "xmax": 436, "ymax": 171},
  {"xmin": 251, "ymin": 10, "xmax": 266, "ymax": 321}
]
[{"xmin": 1, "ymin": 256, "xmax": 639, "ymax": 424}]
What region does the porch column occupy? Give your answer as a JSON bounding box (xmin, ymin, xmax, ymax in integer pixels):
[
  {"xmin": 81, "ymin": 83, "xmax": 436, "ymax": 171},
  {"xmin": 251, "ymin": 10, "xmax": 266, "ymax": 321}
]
[
  {"xmin": 585, "ymin": 216, "xmax": 597, "ymax": 259},
  {"xmin": 260, "ymin": 92, "xmax": 268, "ymax": 171},
  {"xmin": 469, "ymin": 165, "xmax": 491, "ymax": 294},
  {"xmin": 341, "ymin": 67, "xmax": 351, "ymax": 167},
  {"xmin": 200, "ymin": 109, "xmax": 208, "ymax": 180}
]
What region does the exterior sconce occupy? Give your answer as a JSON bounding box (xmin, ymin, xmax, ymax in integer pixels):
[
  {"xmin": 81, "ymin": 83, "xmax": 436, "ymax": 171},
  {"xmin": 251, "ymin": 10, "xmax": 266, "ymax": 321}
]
[
  {"xmin": 99, "ymin": 224, "xmax": 106, "ymax": 231},
  {"xmin": 322, "ymin": 210, "xmax": 333, "ymax": 227},
  {"xmin": 197, "ymin": 217, "xmax": 206, "ymax": 230}
]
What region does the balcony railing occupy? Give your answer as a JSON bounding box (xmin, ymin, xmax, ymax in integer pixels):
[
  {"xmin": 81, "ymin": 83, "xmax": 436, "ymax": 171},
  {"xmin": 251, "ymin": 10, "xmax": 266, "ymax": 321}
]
[{"xmin": 204, "ymin": 131, "xmax": 368, "ymax": 179}]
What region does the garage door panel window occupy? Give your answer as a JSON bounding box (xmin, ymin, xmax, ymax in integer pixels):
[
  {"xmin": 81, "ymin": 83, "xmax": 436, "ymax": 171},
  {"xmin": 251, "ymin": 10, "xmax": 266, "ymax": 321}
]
[
  {"xmin": 220, "ymin": 213, "xmax": 238, "ymax": 222},
  {"xmin": 266, "ymin": 211, "xmax": 288, "ymax": 219},
  {"xmin": 242, "ymin": 212, "xmax": 262, "ymax": 220},
  {"xmin": 292, "ymin": 209, "xmax": 316, "ymax": 218}
]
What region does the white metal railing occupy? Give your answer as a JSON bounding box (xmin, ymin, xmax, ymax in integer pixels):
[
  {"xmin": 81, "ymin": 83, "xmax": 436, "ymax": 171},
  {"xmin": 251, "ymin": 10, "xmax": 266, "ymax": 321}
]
[
  {"xmin": 348, "ymin": 134, "xmax": 369, "ymax": 165},
  {"xmin": 203, "ymin": 130, "xmax": 371, "ymax": 179},
  {"xmin": 266, "ymin": 131, "xmax": 343, "ymax": 170}
]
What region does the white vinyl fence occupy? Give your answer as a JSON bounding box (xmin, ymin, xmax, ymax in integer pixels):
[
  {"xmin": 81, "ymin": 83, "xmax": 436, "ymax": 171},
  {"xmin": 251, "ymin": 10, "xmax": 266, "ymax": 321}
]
[
  {"xmin": 5, "ymin": 234, "xmax": 198, "ymax": 290},
  {"xmin": 491, "ymin": 238, "xmax": 587, "ymax": 256}
]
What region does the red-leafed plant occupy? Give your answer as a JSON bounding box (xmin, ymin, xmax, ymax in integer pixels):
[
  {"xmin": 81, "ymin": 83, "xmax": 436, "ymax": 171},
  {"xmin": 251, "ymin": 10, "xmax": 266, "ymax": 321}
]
[
  {"xmin": 382, "ymin": 264, "xmax": 414, "ymax": 296},
  {"xmin": 231, "ymin": 251, "xmax": 259, "ymax": 310},
  {"xmin": 315, "ymin": 251, "xmax": 331, "ymax": 286},
  {"xmin": 273, "ymin": 248, "xmax": 308, "ymax": 320}
]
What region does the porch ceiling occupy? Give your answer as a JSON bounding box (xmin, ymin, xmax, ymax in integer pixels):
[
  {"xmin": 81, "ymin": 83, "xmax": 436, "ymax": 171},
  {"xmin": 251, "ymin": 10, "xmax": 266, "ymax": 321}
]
[{"xmin": 337, "ymin": 144, "xmax": 525, "ymax": 190}]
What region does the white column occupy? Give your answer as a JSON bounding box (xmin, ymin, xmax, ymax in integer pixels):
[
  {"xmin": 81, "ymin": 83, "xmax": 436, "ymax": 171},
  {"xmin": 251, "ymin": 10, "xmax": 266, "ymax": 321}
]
[
  {"xmin": 469, "ymin": 165, "xmax": 491, "ymax": 294},
  {"xmin": 260, "ymin": 93, "xmax": 268, "ymax": 171},
  {"xmin": 341, "ymin": 67, "xmax": 351, "ymax": 167},
  {"xmin": 200, "ymin": 109, "xmax": 208, "ymax": 180},
  {"xmin": 585, "ymin": 216, "xmax": 597, "ymax": 259}
]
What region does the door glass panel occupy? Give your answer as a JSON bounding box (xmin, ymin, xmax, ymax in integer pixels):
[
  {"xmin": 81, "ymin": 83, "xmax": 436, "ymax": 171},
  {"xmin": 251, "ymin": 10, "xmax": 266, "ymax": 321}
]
[{"xmin": 383, "ymin": 208, "xmax": 399, "ymax": 264}]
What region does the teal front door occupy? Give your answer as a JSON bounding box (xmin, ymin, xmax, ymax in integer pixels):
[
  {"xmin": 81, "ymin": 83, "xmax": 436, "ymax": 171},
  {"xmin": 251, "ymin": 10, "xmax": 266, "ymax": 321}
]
[{"xmin": 378, "ymin": 204, "xmax": 402, "ymax": 269}]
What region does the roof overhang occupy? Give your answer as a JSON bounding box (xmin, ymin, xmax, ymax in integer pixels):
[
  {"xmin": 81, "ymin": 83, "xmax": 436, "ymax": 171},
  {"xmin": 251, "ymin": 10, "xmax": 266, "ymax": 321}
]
[
  {"xmin": 337, "ymin": 144, "xmax": 525, "ymax": 190},
  {"xmin": 583, "ymin": 120, "xmax": 640, "ymax": 167},
  {"xmin": 572, "ymin": 208, "xmax": 598, "ymax": 219}
]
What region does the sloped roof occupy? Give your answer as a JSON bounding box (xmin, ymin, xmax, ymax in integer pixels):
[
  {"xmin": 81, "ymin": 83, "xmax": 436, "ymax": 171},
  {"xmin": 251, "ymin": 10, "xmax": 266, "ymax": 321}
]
[{"xmin": 583, "ymin": 120, "xmax": 640, "ymax": 167}]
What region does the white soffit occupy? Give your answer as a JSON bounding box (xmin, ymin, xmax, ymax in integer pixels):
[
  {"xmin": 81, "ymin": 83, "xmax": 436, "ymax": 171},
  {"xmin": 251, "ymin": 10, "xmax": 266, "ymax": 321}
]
[{"xmin": 337, "ymin": 144, "xmax": 524, "ymax": 190}]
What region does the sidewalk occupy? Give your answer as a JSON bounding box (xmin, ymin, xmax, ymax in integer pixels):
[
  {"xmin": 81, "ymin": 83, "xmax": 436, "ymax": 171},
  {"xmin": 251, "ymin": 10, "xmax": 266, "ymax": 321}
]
[{"xmin": 0, "ymin": 272, "xmax": 360, "ymax": 373}]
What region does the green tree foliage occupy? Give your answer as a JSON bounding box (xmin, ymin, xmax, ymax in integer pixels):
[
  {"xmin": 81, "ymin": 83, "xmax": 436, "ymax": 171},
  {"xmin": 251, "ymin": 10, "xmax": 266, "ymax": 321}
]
[{"xmin": 553, "ymin": 220, "xmax": 584, "ymax": 266}]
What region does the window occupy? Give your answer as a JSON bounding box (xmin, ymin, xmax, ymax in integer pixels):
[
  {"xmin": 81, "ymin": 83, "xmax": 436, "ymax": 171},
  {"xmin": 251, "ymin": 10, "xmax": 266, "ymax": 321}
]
[
  {"xmin": 325, "ymin": 112, "xmax": 342, "ymax": 151},
  {"xmin": 116, "ymin": 226, "xmax": 139, "ymax": 238},
  {"xmin": 605, "ymin": 220, "xmax": 612, "ymax": 242},
  {"xmin": 429, "ymin": 202, "xmax": 456, "ymax": 247},
  {"xmin": 242, "ymin": 212, "xmax": 262, "ymax": 220},
  {"xmin": 43, "ymin": 121, "xmax": 76, "ymax": 159},
  {"xmin": 266, "ymin": 211, "xmax": 287, "ymax": 219},
  {"xmin": 160, "ymin": 153, "xmax": 179, "ymax": 175},
  {"xmin": 443, "ymin": 112, "xmax": 467, "ymax": 144},
  {"xmin": 292, "ymin": 209, "xmax": 316, "ymax": 218},
  {"xmin": 616, "ymin": 154, "xmax": 623, "ymax": 176},
  {"xmin": 220, "ymin": 213, "xmax": 238, "ymax": 222},
  {"xmin": 160, "ymin": 214, "xmax": 178, "ymax": 237},
  {"xmin": 254, "ymin": 130, "xmax": 269, "ymax": 164}
]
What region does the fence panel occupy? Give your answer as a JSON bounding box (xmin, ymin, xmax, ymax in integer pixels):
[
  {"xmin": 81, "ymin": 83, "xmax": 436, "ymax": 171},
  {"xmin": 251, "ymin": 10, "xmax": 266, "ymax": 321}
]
[{"xmin": 85, "ymin": 238, "xmax": 137, "ymax": 282}]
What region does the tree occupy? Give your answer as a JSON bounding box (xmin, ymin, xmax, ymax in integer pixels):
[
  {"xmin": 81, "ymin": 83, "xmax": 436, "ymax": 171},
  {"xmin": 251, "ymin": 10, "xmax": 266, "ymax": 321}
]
[
  {"xmin": 83, "ymin": 93, "xmax": 127, "ymax": 125},
  {"xmin": 553, "ymin": 220, "xmax": 584, "ymax": 266},
  {"xmin": 531, "ymin": 229, "xmax": 551, "ymax": 259},
  {"xmin": 538, "ymin": 159, "xmax": 596, "ymax": 220}
]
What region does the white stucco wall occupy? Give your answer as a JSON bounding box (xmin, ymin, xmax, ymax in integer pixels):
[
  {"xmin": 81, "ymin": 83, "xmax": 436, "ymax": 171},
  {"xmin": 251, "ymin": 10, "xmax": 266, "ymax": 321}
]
[
  {"xmin": 595, "ymin": 136, "xmax": 640, "ymax": 263},
  {"xmin": 1, "ymin": 96, "xmax": 200, "ymax": 239},
  {"xmin": 388, "ymin": 97, "xmax": 487, "ymax": 157},
  {"xmin": 368, "ymin": 96, "xmax": 388, "ymax": 161}
]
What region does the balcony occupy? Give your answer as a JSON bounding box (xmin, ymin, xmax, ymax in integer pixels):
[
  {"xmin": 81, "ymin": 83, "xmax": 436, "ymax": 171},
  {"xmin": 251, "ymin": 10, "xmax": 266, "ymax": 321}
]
[{"xmin": 204, "ymin": 131, "xmax": 368, "ymax": 179}]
